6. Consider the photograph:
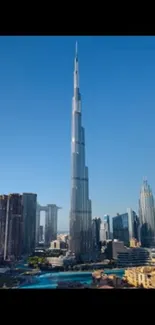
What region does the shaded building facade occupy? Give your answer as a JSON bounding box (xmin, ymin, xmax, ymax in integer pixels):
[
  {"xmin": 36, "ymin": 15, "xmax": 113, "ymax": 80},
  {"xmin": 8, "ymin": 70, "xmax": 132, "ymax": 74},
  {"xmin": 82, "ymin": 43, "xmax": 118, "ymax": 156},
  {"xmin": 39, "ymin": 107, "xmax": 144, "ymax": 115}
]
[
  {"xmin": 39, "ymin": 225, "xmax": 44, "ymax": 242},
  {"xmin": 22, "ymin": 193, "xmax": 37, "ymax": 255},
  {"xmin": 139, "ymin": 180, "xmax": 155, "ymax": 247},
  {"xmin": 4, "ymin": 194, "xmax": 23, "ymax": 260},
  {"xmin": 92, "ymin": 217, "xmax": 101, "ymax": 251},
  {"xmin": 0, "ymin": 195, "xmax": 8, "ymax": 256},
  {"xmin": 106, "ymin": 240, "xmax": 126, "ymax": 260}
]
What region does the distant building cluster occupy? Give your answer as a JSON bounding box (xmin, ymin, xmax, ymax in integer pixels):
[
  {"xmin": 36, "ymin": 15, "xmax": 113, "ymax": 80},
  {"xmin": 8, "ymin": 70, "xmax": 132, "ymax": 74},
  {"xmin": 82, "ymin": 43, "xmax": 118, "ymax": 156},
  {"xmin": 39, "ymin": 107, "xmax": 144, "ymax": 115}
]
[{"xmin": 0, "ymin": 193, "xmax": 61, "ymax": 261}]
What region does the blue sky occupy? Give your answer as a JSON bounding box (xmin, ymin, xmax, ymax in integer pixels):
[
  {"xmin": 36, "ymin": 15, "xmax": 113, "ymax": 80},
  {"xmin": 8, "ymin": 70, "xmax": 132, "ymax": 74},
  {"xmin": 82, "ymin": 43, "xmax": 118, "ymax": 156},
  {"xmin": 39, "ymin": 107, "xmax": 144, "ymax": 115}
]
[{"xmin": 0, "ymin": 36, "xmax": 155, "ymax": 230}]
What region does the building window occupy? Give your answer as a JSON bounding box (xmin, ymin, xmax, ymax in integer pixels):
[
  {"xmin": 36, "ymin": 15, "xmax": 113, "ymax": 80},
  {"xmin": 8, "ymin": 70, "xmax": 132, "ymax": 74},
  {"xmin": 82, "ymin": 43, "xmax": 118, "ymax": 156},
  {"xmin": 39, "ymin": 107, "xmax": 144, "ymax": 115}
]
[{"xmin": 54, "ymin": 242, "xmax": 57, "ymax": 249}]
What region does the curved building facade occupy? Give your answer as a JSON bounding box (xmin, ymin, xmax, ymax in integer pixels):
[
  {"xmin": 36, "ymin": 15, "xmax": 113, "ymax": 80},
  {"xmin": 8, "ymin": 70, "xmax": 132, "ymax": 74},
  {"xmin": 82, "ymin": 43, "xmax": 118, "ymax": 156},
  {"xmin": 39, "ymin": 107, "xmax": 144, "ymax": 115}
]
[
  {"xmin": 139, "ymin": 180, "xmax": 155, "ymax": 247},
  {"xmin": 69, "ymin": 44, "xmax": 92, "ymax": 261}
]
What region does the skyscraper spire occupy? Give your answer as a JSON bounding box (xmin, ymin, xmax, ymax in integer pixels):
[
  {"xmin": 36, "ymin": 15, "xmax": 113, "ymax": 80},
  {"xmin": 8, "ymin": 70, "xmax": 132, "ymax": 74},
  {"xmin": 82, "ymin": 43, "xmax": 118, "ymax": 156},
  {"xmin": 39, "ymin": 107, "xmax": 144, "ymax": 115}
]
[
  {"xmin": 75, "ymin": 41, "xmax": 78, "ymax": 58},
  {"xmin": 74, "ymin": 41, "xmax": 79, "ymax": 92}
]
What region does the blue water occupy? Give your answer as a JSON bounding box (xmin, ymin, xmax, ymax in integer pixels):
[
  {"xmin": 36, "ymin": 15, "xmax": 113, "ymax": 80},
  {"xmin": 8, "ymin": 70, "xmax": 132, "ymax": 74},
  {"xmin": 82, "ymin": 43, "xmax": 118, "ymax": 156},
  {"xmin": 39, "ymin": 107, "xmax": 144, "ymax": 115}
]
[
  {"xmin": 20, "ymin": 271, "xmax": 92, "ymax": 289},
  {"xmin": 19, "ymin": 269, "xmax": 125, "ymax": 289}
]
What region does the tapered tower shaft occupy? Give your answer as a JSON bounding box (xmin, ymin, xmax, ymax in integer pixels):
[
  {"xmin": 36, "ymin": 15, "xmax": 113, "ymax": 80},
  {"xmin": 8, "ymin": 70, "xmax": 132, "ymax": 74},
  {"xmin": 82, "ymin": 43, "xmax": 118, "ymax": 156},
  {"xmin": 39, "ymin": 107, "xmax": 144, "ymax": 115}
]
[{"xmin": 69, "ymin": 43, "xmax": 92, "ymax": 261}]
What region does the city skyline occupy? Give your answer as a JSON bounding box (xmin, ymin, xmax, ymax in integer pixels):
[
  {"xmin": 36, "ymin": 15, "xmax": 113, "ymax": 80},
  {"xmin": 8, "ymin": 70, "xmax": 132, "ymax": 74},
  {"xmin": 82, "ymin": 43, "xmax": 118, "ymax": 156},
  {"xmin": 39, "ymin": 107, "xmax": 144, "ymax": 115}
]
[{"xmin": 1, "ymin": 36, "xmax": 155, "ymax": 230}]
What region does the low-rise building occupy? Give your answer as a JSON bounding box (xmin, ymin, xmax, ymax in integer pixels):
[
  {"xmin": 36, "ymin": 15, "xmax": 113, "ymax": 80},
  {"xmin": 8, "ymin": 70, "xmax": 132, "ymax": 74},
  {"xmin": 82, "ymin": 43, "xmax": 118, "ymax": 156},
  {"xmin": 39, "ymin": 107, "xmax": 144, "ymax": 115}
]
[
  {"xmin": 117, "ymin": 247, "xmax": 151, "ymax": 268},
  {"xmin": 92, "ymin": 270, "xmax": 123, "ymax": 288},
  {"xmin": 130, "ymin": 238, "xmax": 141, "ymax": 248},
  {"xmin": 50, "ymin": 240, "xmax": 67, "ymax": 250},
  {"xmin": 124, "ymin": 266, "xmax": 155, "ymax": 288},
  {"xmin": 47, "ymin": 256, "xmax": 64, "ymax": 267},
  {"xmin": 57, "ymin": 234, "xmax": 69, "ymax": 244},
  {"xmin": 47, "ymin": 254, "xmax": 76, "ymax": 267},
  {"xmin": 106, "ymin": 240, "xmax": 127, "ymax": 260}
]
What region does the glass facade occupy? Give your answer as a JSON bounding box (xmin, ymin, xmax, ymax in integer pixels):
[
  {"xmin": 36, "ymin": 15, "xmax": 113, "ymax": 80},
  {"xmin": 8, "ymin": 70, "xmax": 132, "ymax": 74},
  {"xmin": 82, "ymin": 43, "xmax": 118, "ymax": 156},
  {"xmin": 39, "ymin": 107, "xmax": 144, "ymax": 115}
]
[
  {"xmin": 139, "ymin": 180, "xmax": 155, "ymax": 247},
  {"xmin": 6, "ymin": 194, "xmax": 23, "ymax": 259},
  {"xmin": 22, "ymin": 193, "xmax": 37, "ymax": 255},
  {"xmin": 0, "ymin": 195, "xmax": 8, "ymax": 256},
  {"xmin": 69, "ymin": 45, "xmax": 92, "ymax": 261},
  {"xmin": 113, "ymin": 213, "xmax": 129, "ymax": 246},
  {"xmin": 92, "ymin": 218, "xmax": 101, "ymax": 251}
]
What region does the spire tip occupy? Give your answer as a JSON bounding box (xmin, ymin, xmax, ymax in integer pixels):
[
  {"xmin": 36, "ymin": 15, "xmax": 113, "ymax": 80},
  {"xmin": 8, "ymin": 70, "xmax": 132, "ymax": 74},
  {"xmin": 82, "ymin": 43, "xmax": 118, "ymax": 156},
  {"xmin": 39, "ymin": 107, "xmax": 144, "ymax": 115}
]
[{"xmin": 75, "ymin": 41, "xmax": 78, "ymax": 57}]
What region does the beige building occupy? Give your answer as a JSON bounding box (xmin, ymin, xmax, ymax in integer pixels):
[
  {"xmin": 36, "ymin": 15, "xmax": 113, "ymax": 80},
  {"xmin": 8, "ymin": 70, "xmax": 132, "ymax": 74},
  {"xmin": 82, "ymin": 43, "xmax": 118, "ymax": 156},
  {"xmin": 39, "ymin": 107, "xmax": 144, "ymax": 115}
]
[
  {"xmin": 92, "ymin": 270, "xmax": 123, "ymax": 288},
  {"xmin": 130, "ymin": 238, "xmax": 141, "ymax": 248},
  {"xmin": 57, "ymin": 234, "xmax": 69, "ymax": 244},
  {"xmin": 125, "ymin": 266, "xmax": 155, "ymax": 288},
  {"xmin": 50, "ymin": 240, "xmax": 67, "ymax": 250}
]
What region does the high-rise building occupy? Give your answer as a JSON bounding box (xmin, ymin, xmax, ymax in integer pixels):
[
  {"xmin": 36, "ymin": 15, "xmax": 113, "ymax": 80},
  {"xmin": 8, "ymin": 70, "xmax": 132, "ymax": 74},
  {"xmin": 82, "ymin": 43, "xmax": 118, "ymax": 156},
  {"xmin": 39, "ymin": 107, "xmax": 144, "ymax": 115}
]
[
  {"xmin": 39, "ymin": 225, "xmax": 44, "ymax": 242},
  {"xmin": 36, "ymin": 203, "xmax": 61, "ymax": 247},
  {"xmin": 92, "ymin": 217, "xmax": 101, "ymax": 251},
  {"xmin": 4, "ymin": 194, "xmax": 23, "ymax": 260},
  {"xmin": 69, "ymin": 43, "xmax": 92, "ymax": 261},
  {"xmin": 22, "ymin": 193, "xmax": 37, "ymax": 255},
  {"xmin": 113, "ymin": 209, "xmax": 138, "ymax": 246},
  {"xmin": 0, "ymin": 195, "xmax": 8, "ymax": 256},
  {"xmin": 100, "ymin": 215, "xmax": 110, "ymax": 242},
  {"xmin": 45, "ymin": 204, "xmax": 60, "ymax": 246},
  {"xmin": 139, "ymin": 179, "xmax": 155, "ymax": 247}
]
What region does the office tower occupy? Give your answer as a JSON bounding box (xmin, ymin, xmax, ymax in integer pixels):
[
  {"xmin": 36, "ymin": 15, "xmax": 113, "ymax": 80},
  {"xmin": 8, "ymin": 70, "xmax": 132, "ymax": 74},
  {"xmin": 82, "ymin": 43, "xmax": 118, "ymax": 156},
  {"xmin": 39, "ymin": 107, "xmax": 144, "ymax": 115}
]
[
  {"xmin": 104, "ymin": 215, "xmax": 110, "ymax": 233},
  {"xmin": 113, "ymin": 209, "xmax": 138, "ymax": 246},
  {"xmin": 45, "ymin": 204, "xmax": 60, "ymax": 246},
  {"xmin": 92, "ymin": 217, "xmax": 101, "ymax": 251},
  {"xmin": 69, "ymin": 43, "xmax": 92, "ymax": 261},
  {"xmin": 100, "ymin": 215, "xmax": 110, "ymax": 242},
  {"xmin": 127, "ymin": 208, "xmax": 139, "ymax": 241},
  {"xmin": 36, "ymin": 203, "xmax": 61, "ymax": 246},
  {"xmin": 22, "ymin": 193, "xmax": 37, "ymax": 255},
  {"xmin": 139, "ymin": 179, "xmax": 155, "ymax": 247},
  {"xmin": 39, "ymin": 225, "xmax": 44, "ymax": 242},
  {"xmin": 4, "ymin": 194, "xmax": 23, "ymax": 260},
  {"xmin": 0, "ymin": 195, "xmax": 8, "ymax": 256},
  {"xmin": 36, "ymin": 203, "xmax": 41, "ymax": 245}
]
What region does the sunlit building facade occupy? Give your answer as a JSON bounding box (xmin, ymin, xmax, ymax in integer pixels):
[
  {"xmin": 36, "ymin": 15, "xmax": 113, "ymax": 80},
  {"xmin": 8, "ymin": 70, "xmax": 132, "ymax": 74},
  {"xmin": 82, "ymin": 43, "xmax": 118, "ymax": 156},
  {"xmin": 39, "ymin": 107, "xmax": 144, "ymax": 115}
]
[
  {"xmin": 69, "ymin": 43, "xmax": 92, "ymax": 261},
  {"xmin": 100, "ymin": 215, "xmax": 110, "ymax": 242},
  {"xmin": 22, "ymin": 193, "xmax": 37, "ymax": 255},
  {"xmin": 139, "ymin": 180, "xmax": 155, "ymax": 247}
]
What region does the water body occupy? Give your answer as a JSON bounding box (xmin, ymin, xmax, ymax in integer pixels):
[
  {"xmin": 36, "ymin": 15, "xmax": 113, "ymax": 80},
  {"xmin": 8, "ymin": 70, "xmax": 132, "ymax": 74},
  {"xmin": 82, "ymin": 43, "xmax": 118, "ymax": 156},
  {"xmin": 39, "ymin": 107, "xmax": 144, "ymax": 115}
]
[{"xmin": 19, "ymin": 269, "xmax": 125, "ymax": 289}]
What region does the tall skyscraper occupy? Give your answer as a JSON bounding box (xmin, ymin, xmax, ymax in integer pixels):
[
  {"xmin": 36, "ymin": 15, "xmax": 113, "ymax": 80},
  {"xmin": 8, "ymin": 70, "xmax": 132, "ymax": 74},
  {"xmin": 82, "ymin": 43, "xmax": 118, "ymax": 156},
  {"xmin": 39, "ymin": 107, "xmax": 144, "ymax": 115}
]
[
  {"xmin": 39, "ymin": 225, "xmax": 44, "ymax": 242},
  {"xmin": 45, "ymin": 204, "xmax": 60, "ymax": 246},
  {"xmin": 92, "ymin": 217, "xmax": 101, "ymax": 251},
  {"xmin": 69, "ymin": 43, "xmax": 92, "ymax": 261},
  {"xmin": 100, "ymin": 215, "xmax": 110, "ymax": 242},
  {"xmin": 22, "ymin": 193, "xmax": 37, "ymax": 255},
  {"xmin": 36, "ymin": 203, "xmax": 61, "ymax": 246},
  {"xmin": 0, "ymin": 195, "xmax": 8, "ymax": 256},
  {"xmin": 139, "ymin": 179, "xmax": 155, "ymax": 247},
  {"xmin": 4, "ymin": 194, "xmax": 23, "ymax": 260}
]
